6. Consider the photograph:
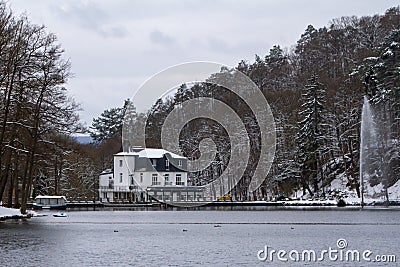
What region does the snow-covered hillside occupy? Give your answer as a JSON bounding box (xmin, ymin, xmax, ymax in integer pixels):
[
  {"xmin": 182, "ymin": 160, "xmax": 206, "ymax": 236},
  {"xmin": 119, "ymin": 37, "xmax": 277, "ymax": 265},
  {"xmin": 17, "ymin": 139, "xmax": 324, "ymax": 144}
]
[{"xmin": 293, "ymin": 175, "xmax": 400, "ymax": 205}]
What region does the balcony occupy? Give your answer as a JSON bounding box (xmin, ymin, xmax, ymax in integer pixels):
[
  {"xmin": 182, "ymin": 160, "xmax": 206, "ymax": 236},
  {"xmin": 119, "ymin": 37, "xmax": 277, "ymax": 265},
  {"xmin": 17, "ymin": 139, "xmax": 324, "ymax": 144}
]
[
  {"xmin": 99, "ymin": 186, "xmax": 135, "ymax": 192},
  {"xmin": 114, "ymin": 186, "xmax": 132, "ymax": 192},
  {"xmin": 98, "ymin": 186, "xmax": 114, "ymax": 193}
]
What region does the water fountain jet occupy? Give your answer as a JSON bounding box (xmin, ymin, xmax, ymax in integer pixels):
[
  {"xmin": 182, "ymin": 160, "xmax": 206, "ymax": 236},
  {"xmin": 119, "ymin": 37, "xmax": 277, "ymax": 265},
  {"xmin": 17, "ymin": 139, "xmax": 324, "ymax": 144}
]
[{"xmin": 359, "ymin": 96, "xmax": 390, "ymax": 207}]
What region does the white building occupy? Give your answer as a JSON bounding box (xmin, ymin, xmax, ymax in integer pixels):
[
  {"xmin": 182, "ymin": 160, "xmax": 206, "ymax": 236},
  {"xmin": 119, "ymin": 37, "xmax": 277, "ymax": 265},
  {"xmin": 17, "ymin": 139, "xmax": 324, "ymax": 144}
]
[{"xmin": 98, "ymin": 147, "xmax": 204, "ymax": 203}]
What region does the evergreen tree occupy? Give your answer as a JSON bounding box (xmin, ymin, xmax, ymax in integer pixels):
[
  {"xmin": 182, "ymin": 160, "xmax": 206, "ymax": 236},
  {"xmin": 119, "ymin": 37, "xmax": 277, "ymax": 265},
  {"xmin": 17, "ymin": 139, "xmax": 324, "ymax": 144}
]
[
  {"xmin": 363, "ymin": 29, "xmax": 400, "ymax": 190},
  {"xmin": 90, "ymin": 107, "xmax": 124, "ymax": 142},
  {"xmin": 90, "ymin": 99, "xmax": 135, "ymax": 143},
  {"xmin": 364, "ymin": 29, "xmax": 400, "ymax": 104},
  {"xmin": 296, "ymin": 75, "xmax": 326, "ymax": 195}
]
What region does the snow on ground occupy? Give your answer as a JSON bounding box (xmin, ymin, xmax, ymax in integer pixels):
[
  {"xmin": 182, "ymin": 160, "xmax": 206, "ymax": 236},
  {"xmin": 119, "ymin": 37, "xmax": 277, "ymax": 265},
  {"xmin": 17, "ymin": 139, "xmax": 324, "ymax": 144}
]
[
  {"xmin": 388, "ymin": 179, "xmax": 400, "ymax": 200},
  {"xmin": 281, "ymin": 199, "xmax": 337, "ymax": 206},
  {"xmin": 291, "ymin": 173, "xmax": 400, "ymax": 205},
  {"xmin": 0, "ymin": 206, "xmax": 22, "ymax": 219},
  {"xmin": 0, "ymin": 207, "xmax": 45, "ymax": 219}
]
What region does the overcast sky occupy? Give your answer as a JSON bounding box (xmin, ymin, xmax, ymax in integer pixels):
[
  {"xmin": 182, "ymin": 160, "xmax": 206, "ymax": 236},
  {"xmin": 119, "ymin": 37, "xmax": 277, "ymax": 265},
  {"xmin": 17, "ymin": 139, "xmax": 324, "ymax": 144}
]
[{"xmin": 9, "ymin": 0, "xmax": 399, "ymax": 127}]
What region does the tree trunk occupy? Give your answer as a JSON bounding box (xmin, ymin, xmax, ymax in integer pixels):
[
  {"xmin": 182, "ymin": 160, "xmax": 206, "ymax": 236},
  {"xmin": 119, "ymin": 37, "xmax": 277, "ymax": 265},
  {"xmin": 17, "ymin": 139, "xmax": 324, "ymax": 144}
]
[
  {"xmin": 54, "ymin": 157, "xmax": 58, "ymax": 195},
  {"xmin": 6, "ymin": 165, "xmax": 13, "ymax": 207},
  {"xmin": 20, "ymin": 153, "xmax": 31, "ymax": 214},
  {"xmin": 13, "ymin": 153, "xmax": 20, "ymax": 208},
  {"xmin": 0, "ymin": 21, "xmax": 25, "ymax": 202}
]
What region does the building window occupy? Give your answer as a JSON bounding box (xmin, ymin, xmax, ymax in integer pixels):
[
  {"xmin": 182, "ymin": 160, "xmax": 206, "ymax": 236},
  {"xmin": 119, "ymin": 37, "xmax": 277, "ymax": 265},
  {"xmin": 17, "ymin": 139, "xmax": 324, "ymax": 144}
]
[
  {"xmin": 151, "ymin": 159, "xmax": 157, "ymax": 167},
  {"xmin": 152, "ymin": 174, "xmax": 159, "ymax": 185},
  {"xmin": 164, "ymin": 173, "xmax": 170, "ymax": 185},
  {"xmin": 130, "ymin": 176, "xmax": 134, "ymax": 185},
  {"xmin": 176, "ymin": 174, "xmax": 184, "ymax": 185},
  {"xmin": 140, "ymin": 173, "xmax": 143, "ymax": 183},
  {"xmin": 165, "ymin": 159, "xmax": 169, "ymax": 170},
  {"xmin": 119, "ymin": 159, "xmax": 123, "ymax": 167},
  {"xmin": 119, "ymin": 173, "xmax": 123, "ymax": 183},
  {"xmin": 178, "ymin": 160, "xmax": 182, "ymax": 167}
]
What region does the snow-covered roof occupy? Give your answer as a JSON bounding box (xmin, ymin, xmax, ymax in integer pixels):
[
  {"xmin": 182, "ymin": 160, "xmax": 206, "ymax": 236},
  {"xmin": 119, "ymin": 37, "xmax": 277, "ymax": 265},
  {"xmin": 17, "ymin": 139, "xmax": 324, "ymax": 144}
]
[{"xmin": 115, "ymin": 148, "xmax": 186, "ymax": 159}]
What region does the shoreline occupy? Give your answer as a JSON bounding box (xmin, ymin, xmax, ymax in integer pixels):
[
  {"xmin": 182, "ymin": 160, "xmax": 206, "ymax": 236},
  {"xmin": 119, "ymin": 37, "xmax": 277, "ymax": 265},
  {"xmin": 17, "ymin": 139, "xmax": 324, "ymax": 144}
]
[
  {"xmin": 25, "ymin": 198, "xmax": 400, "ymax": 210},
  {"xmin": 0, "ymin": 207, "xmax": 30, "ymax": 221},
  {"xmin": 2, "ymin": 198, "xmax": 399, "ymax": 220}
]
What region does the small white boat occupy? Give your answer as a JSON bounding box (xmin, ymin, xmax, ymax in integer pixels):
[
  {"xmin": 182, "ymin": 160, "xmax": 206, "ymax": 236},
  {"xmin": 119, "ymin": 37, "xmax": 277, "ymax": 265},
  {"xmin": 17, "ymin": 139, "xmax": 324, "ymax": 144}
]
[{"xmin": 53, "ymin": 212, "xmax": 68, "ymax": 217}]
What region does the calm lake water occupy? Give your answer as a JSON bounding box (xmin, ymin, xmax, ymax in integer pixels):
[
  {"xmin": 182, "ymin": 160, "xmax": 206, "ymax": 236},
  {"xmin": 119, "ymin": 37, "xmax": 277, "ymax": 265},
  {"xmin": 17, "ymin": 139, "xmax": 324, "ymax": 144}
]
[{"xmin": 0, "ymin": 207, "xmax": 399, "ymax": 266}]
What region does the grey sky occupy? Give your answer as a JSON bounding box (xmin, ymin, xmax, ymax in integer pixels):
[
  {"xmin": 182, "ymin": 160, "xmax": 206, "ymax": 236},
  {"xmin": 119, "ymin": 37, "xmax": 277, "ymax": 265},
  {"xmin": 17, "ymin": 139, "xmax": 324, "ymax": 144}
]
[{"xmin": 9, "ymin": 0, "xmax": 399, "ymax": 127}]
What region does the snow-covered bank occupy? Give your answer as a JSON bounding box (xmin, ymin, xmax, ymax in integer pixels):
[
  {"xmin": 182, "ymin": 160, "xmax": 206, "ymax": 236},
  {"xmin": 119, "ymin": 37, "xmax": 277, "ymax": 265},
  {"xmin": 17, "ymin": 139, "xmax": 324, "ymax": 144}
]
[
  {"xmin": 0, "ymin": 206, "xmax": 25, "ymax": 220},
  {"xmin": 291, "ymin": 174, "xmax": 400, "ymax": 206},
  {"xmin": 388, "ymin": 179, "xmax": 400, "ymax": 199},
  {"xmin": 0, "ymin": 207, "xmax": 40, "ymax": 220}
]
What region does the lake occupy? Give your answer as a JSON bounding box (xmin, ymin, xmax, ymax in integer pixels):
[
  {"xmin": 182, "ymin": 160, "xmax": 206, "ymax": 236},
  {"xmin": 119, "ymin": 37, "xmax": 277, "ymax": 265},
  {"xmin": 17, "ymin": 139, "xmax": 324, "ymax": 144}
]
[{"xmin": 0, "ymin": 207, "xmax": 399, "ymax": 266}]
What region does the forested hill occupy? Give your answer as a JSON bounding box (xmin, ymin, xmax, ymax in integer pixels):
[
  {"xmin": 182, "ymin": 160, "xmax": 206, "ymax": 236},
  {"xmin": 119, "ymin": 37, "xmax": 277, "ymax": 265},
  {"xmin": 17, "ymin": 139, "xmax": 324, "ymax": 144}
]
[
  {"xmin": 90, "ymin": 7, "xmax": 400, "ymax": 200},
  {"xmin": 230, "ymin": 7, "xmax": 400, "ymax": 199}
]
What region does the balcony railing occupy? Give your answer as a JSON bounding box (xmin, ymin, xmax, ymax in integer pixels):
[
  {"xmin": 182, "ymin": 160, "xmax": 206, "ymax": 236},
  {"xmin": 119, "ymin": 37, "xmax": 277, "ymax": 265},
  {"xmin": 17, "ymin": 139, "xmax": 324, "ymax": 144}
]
[
  {"xmin": 99, "ymin": 186, "xmax": 112, "ymax": 190},
  {"xmin": 99, "ymin": 186, "xmax": 138, "ymax": 192}
]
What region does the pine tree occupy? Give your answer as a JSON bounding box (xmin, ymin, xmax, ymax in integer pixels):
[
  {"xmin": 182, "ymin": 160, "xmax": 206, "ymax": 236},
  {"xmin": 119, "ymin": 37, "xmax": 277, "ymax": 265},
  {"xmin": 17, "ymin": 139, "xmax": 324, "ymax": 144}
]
[
  {"xmin": 90, "ymin": 99, "xmax": 138, "ymax": 144},
  {"xmin": 90, "ymin": 107, "xmax": 124, "ymax": 142},
  {"xmin": 296, "ymin": 75, "xmax": 326, "ymax": 195},
  {"xmin": 363, "ymin": 29, "xmax": 400, "ymax": 191}
]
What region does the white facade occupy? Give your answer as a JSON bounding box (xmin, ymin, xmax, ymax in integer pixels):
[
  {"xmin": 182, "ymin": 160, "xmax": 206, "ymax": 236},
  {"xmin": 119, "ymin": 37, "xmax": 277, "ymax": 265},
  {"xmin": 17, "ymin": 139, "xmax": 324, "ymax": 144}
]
[{"xmin": 98, "ymin": 148, "xmax": 191, "ymax": 203}]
